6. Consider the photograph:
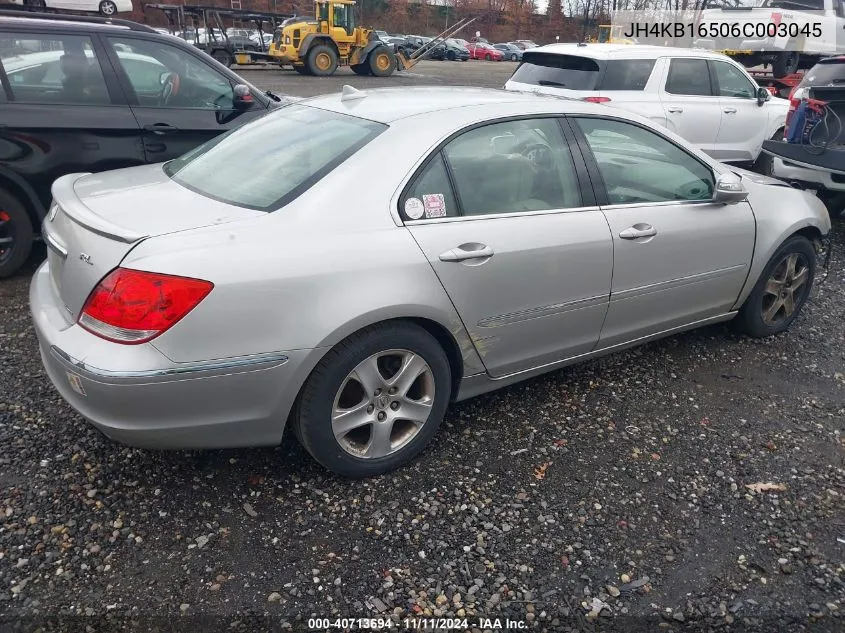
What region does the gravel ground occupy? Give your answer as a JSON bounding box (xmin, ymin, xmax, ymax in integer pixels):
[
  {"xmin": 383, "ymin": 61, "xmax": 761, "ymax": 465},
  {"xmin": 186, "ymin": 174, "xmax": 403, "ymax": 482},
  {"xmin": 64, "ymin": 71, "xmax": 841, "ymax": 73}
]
[{"xmin": 1, "ymin": 60, "xmax": 844, "ymax": 632}]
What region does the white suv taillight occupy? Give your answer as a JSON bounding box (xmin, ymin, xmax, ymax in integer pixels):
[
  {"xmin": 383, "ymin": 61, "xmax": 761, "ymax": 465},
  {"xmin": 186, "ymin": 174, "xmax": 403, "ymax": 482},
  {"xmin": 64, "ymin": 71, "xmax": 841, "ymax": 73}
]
[{"xmin": 784, "ymin": 86, "xmax": 809, "ymax": 133}]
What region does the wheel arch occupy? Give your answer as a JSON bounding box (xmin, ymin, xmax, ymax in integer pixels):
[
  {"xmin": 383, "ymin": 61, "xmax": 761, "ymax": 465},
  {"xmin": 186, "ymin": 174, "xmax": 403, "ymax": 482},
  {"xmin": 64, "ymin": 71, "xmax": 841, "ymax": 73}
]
[
  {"xmin": 301, "ymin": 34, "xmax": 339, "ymax": 59},
  {"xmin": 311, "ymin": 311, "xmax": 482, "ymax": 399},
  {"xmin": 732, "ymin": 217, "xmax": 829, "ymax": 310},
  {"xmin": 349, "ymin": 40, "xmax": 383, "ymax": 66},
  {"xmin": 0, "ymin": 168, "xmax": 46, "ymax": 226}
]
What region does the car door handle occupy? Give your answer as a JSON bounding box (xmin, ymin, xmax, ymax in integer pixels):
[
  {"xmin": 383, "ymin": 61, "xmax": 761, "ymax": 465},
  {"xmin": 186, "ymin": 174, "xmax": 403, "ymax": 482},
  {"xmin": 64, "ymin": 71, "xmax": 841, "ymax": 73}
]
[
  {"xmin": 439, "ymin": 243, "xmax": 494, "ymax": 262},
  {"xmin": 667, "ymin": 107, "xmax": 683, "ymax": 113},
  {"xmin": 723, "ymin": 107, "xmax": 737, "ymax": 114},
  {"xmin": 619, "ymin": 225, "xmax": 657, "ymax": 240},
  {"xmin": 143, "ymin": 123, "xmax": 178, "ymax": 134}
]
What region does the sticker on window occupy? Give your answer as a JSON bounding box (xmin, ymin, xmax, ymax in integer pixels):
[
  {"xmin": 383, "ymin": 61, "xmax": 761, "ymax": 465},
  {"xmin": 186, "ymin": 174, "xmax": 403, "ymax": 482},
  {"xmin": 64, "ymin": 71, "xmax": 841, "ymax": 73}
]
[
  {"xmin": 404, "ymin": 197, "xmax": 425, "ymax": 220},
  {"xmin": 422, "ymin": 193, "xmax": 446, "ymax": 218}
]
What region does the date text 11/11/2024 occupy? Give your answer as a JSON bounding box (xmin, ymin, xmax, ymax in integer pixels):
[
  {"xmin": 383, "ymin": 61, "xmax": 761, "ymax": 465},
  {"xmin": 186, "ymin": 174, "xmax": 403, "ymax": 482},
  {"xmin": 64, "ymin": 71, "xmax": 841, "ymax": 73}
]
[{"xmin": 307, "ymin": 617, "xmax": 528, "ymax": 629}]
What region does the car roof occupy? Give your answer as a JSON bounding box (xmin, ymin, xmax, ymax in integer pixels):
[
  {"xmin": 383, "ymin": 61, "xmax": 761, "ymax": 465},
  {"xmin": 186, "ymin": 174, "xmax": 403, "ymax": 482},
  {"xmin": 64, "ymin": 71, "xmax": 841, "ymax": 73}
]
[
  {"xmin": 0, "ymin": 13, "xmax": 157, "ymax": 34},
  {"xmin": 299, "ymin": 85, "xmax": 604, "ymax": 123},
  {"xmin": 529, "ymin": 42, "xmax": 734, "ymax": 61}
]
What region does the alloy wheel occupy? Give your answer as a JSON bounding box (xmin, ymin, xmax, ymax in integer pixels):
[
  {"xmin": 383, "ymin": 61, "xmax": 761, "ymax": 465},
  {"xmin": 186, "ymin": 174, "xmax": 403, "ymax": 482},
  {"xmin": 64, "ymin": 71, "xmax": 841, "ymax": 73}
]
[
  {"xmin": 0, "ymin": 211, "xmax": 13, "ymax": 266},
  {"xmin": 761, "ymin": 252, "xmax": 810, "ymax": 326},
  {"xmin": 331, "ymin": 349, "xmax": 435, "ymax": 459}
]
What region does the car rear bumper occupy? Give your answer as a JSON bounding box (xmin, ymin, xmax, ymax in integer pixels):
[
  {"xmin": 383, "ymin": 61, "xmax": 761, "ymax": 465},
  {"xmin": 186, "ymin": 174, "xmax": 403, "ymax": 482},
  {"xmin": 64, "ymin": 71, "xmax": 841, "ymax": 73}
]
[
  {"xmin": 772, "ymin": 157, "xmax": 845, "ymax": 192},
  {"xmin": 30, "ymin": 262, "xmax": 313, "ymax": 450}
]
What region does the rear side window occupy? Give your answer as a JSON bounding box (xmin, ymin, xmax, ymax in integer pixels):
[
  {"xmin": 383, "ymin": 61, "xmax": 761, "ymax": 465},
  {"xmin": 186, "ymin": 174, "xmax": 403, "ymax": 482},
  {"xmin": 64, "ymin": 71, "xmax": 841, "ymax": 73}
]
[
  {"xmin": 164, "ymin": 104, "xmax": 386, "ymax": 211},
  {"xmin": 600, "ymin": 59, "xmax": 656, "ymax": 90},
  {"xmin": 510, "ymin": 53, "xmax": 602, "ymax": 90},
  {"xmin": 665, "ymin": 58, "xmax": 713, "ymax": 96},
  {"xmin": 799, "ymin": 60, "xmax": 845, "ymax": 88},
  {"xmin": 400, "ymin": 154, "xmax": 459, "ymax": 221},
  {"xmin": 0, "ymin": 33, "xmax": 110, "ymax": 105}
]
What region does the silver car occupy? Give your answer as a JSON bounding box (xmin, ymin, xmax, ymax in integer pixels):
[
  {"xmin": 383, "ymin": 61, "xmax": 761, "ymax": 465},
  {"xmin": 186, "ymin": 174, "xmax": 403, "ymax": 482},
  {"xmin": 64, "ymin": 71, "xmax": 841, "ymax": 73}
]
[{"xmin": 31, "ymin": 86, "xmax": 831, "ymax": 478}]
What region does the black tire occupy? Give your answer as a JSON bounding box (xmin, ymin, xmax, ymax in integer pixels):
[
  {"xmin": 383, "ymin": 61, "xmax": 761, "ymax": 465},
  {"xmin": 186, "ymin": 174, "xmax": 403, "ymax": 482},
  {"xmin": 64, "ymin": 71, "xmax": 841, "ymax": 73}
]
[
  {"xmin": 772, "ymin": 51, "xmax": 799, "ymax": 78},
  {"xmin": 351, "ymin": 63, "xmax": 370, "ymax": 76},
  {"xmin": 368, "ymin": 46, "xmax": 395, "ymax": 77},
  {"xmin": 447, "ymin": 50, "xmax": 456, "ymax": 61},
  {"xmin": 307, "ymin": 44, "xmax": 338, "ymax": 76},
  {"xmin": 734, "ymin": 235, "xmax": 816, "ymax": 337},
  {"xmin": 99, "ymin": 0, "xmax": 117, "ymax": 15},
  {"xmin": 752, "ymin": 127, "xmax": 784, "ymax": 177},
  {"xmin": 511, "ymin": 53, "xmax": 518, "ymax": 61},
  {"xmin": 0, "ymin": 190, "xmax": 34, "ymax": 280},
  {"xmin": 293, "ymin": 65, "xmax": 311, "ymax": 75},
  {"xmin": 294, "ymin": 321, "xmax": 452, "ymax": 478},
  {"xmin": 484, "ymin": 53, "xmax": 492, "ymax": 61},
  {"xmin": 212, "ymin": 49, "xmax": 234, "ymax": 67}
]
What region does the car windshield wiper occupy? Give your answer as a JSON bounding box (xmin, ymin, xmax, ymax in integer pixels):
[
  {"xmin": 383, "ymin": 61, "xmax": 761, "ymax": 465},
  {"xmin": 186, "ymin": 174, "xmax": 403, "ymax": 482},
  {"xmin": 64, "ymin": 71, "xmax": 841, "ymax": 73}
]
[
  {"xmin": 537, "ymin": 80, "xmax": 567, "ymax": 87},
  {"xmin": 265, "ymin": 90, "xmax": 282, "ymax": 102}
]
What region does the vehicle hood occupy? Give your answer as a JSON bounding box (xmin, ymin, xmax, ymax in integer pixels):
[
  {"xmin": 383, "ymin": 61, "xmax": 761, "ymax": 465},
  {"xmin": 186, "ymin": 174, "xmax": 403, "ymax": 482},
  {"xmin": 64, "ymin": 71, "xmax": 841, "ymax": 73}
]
[{"xmin": 71, "ymin": 163, "xmax": 263, "ymax": 239}]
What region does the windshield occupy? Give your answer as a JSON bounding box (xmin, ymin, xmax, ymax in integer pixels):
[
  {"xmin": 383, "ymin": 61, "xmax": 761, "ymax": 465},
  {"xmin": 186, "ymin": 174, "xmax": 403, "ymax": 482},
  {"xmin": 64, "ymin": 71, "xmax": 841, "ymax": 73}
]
[{"xmin": 164, "ymin": 104, "xmax": 386, "ymax": 211}]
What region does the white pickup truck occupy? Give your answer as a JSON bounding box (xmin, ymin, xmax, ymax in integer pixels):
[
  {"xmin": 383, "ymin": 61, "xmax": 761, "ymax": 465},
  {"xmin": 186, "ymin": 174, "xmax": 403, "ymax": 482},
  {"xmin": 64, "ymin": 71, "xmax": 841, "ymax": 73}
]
[{"xmin": 694, "ymin": 0, "xmax": 845, "ymax": 78}]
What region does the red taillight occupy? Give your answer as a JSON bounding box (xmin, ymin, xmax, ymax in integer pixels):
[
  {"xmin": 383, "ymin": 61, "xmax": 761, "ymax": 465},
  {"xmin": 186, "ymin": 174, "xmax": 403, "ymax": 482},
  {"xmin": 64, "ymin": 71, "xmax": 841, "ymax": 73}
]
[
  {"xmin": 583, "ymin": 96, "xmax": 611, "ymax": 103},
  {"xmin": 785, "ymin": 86, "xmax": 808, "ymax": 130},
  {"xmin": 78, "ymin": 267, "xmax": 213, "ymax": 344},
  {"xmin": 772, "ymin": 12, "xmax": 782, "ymax": 25}
]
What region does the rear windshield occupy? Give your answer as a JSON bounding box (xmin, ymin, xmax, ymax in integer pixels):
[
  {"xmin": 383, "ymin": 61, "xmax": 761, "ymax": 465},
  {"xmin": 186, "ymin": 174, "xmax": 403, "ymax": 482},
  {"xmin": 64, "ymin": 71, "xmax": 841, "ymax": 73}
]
[
  {"xmin": 799, "ymin": 60, "xmax": 845, "ymax": 88},
  {"xmin": 509, "ymin": 53, "xmax": 655, "ymax": 91},
  {"xmin": 164, "ymin": 104, "xmax": 386, "ymax": 211},
  {"xmin": 510, "ymin": 53, "xmax": 603, "ymax": 89}
]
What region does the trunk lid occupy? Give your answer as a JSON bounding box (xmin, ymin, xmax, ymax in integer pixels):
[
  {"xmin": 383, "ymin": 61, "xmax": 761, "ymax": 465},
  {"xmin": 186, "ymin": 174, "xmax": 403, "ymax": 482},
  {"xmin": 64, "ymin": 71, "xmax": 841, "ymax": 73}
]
[{"xmin": 43, "ymin": 166, "xmax": 263, "ymax": 320}]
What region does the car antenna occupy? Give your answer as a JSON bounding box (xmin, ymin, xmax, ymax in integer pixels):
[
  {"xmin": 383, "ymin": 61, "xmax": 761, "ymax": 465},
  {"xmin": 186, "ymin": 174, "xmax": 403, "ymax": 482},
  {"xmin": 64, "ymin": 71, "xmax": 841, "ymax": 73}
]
[{"xmin": 341, "ymin": 85, "xmax": 367, "ymax": 102}]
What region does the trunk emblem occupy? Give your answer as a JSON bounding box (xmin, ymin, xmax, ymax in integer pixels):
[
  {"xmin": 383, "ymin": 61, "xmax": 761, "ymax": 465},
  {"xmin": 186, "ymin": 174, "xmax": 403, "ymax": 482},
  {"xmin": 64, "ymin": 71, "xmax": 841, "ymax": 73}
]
[{"xmin": 79, "ymin": 253, "xmax": 93, "ymax": 266}]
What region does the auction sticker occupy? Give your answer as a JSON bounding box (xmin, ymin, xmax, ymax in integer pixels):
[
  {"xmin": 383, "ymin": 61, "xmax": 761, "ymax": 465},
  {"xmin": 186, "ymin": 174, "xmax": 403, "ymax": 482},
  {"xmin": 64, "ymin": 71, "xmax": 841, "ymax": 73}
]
[
  {"xmin": 404, "ymin": 197, "xmax": 425, "ymax": 220},
  {"xmin": 422, "ymin": 193, "xmax": 446, "ymax": 218},
  {"xmin": 66, "ymin": 372, "xmax": 86, "ymax": 396}
]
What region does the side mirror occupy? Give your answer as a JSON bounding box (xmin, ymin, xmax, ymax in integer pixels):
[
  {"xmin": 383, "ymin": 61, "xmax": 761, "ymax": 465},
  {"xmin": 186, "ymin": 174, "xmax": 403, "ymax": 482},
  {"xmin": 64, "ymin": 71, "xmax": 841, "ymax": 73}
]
[
  {"xmin": 756, "ymin": 86, "xmax": 771, "ymax": 105},
  {"xmin": 712, "ymin": 173, "xmax": 749, "ymax": 204},
  {"xmin": 233, "ymin": 83, "xmax": 254, "ymax": 109}
]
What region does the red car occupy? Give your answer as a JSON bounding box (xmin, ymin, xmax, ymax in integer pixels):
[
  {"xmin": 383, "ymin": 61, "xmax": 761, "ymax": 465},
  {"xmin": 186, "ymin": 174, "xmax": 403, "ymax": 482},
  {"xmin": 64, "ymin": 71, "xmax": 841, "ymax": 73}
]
[{"xmin": 466, "ymin": 42, "xmax": 504, "ymax": 61}]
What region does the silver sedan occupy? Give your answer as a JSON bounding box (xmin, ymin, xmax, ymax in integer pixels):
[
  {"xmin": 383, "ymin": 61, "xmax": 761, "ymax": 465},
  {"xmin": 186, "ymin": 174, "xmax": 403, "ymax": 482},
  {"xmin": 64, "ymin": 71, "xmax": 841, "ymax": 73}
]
[{"xmin": 30, "ymin": 86, "xmax": 831, "ymax": 478}]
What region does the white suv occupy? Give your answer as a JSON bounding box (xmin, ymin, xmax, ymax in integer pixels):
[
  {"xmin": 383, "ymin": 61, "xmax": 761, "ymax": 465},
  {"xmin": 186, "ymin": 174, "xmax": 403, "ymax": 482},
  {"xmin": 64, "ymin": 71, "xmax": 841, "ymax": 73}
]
[{"xmin": 504, "ymin": 43, "xmax": 789, "ymax": 164}]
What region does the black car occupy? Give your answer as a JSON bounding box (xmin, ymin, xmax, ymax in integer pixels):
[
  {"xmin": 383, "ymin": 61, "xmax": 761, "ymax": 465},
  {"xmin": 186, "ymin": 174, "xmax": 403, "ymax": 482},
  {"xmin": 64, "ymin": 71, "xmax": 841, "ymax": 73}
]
[
  {"xmin": 0, "ymin": 10, "xmax": 285, "ymax": 278},
  {"xmin": 442, "ymin": 38, "xmax": 470, "ymax": 62}
]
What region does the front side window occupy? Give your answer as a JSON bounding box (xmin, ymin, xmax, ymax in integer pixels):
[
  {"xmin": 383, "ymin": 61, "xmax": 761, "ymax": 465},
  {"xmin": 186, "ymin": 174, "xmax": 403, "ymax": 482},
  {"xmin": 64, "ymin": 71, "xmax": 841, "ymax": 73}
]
[
  {"xmin": 0, "ymin": 33, "xmax": 110, "ymax": 105},
  {"xmin": 164, "ymin": 104, "xmax": 386, "ymax": 210},
  {"xmin": 108, "ymin": 37, "xmax": 237, "ymax": 109},
  {"xmin": 712, "ymin": 60, "xmax": 756, "ymax": 98},
  {"xmin": 665, "ymin": 58, "xmax": 713, "ymax": 96},
  {"xmin": 575, "ymin": 117, "xmax": 714, "ymax": 205},
  {"xmin": 442, "ymin": 118, "xmax": 582, "ymax": 216}
]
